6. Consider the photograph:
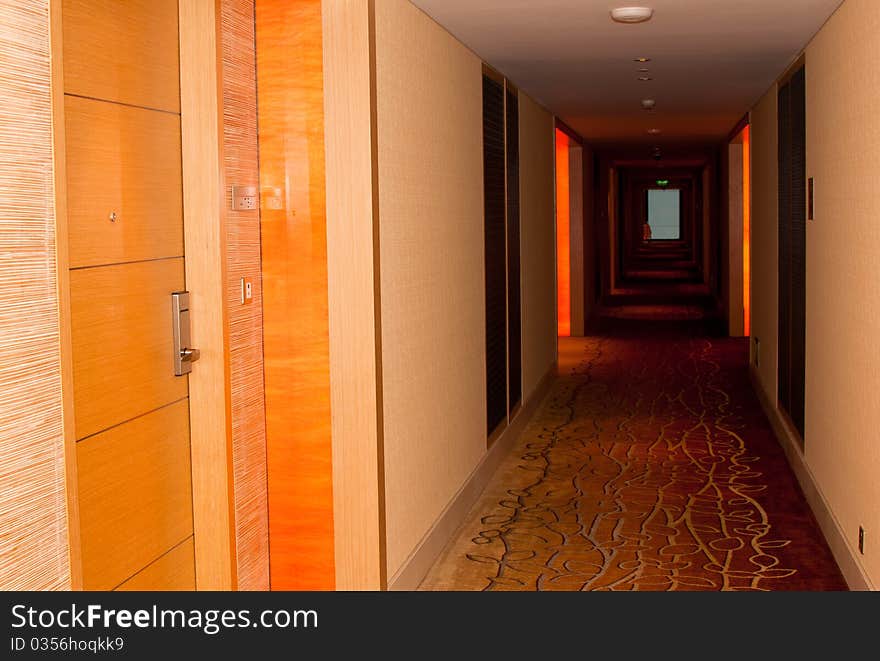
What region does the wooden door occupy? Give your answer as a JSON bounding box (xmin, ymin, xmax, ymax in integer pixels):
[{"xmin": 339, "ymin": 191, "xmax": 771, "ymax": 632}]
[{"xmin": 57, "ymin": 0, "xmax": 195, "ymax": 590}]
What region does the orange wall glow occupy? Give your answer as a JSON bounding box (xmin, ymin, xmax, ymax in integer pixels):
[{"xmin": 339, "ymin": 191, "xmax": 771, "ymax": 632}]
[
  {"xmin": 741, "ymin": 125, "xmax": 751, "ymax": 336},
  {"xmin": 255, "ymin": 0, "xmax": 335, "ymax": 590},
  {"xmin": 556, "ymin": 129, "xmax": 571, "ymax": 337}
]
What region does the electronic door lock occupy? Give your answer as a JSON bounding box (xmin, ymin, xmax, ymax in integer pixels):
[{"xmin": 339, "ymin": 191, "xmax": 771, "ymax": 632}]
[{"xmin": 172, "ymin": 291, "xmax": 200, "ymax": 376}]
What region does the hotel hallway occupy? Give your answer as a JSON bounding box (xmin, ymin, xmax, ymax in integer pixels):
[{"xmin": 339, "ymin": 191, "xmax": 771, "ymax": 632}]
[{"xmin": 421, "ymin": 315, "xmax": 846, "ymax": 591}]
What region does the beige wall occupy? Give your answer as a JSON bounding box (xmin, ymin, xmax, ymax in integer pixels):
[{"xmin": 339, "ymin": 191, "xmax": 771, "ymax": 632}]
[
  {"xmin": 0, "ymin": 0, "xmax": 70, "ymax": 590},
  {"xmin": 374, "ymin": 0, "xmax": 486, "ymax": 577},
  {"xmin": 750, "ymin": 0, "xmax": 879, "ymax": 586},
  {"xmin": 373, "ymin": 0, "xmax": 558, "ymax": 578},
  {"xmin": 520, "ymin": 93, "xmax": 557, "ymax": 399},
  {"xmin": 749, "ymin": 86, "xmax": 778, "ymax": 394},
  {"xmin": 803, "ymin": 0, "xmax": 879, "ymax": 584}
]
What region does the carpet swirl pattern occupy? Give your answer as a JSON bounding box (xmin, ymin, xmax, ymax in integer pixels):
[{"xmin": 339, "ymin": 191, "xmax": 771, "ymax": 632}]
[{"xmin": 420, "ymin": 326, "xmax": 846, "ymax": 591}]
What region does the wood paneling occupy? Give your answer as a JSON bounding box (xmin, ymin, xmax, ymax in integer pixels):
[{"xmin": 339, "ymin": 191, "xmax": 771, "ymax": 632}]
[
  {"xmin": 261, "ymin": 2, "xmax": 332, "ymax": 580},
  {"xmin": 0, "ymin": 0, "xmax": 71, "ymax": 591},
  {"xmin": 69, "ymin": 258, "xmax": 186, "ymax": 440},
  {"xmin": 62, "ymin": 0, "xmax": 180, "ymax": 112},
  {"xmin": 50, "ymin": 0, "xmax": 83, "ymax": 589},
  {"xmin": 76, "ymin": 400, "xmax": 193, "ymax": 590},
  {"xmin": 179, "ymin": 0, "xmax": 237, "ymax": 590},
  {"xmin": 64, "ymin": 96, "xmax": 183, "ymax": 269},
  {"xmin": 116, "ymin": 537, "xmax": 195, "ymax": 591},
  {"xmin": 219, "ymin": 0, "xmax": 270, "ymax": 592},
  {"xmin": 256, "ymin": 0, "xmax": 335, "ymax": 590},
  {"xmin": 322, "ymin": 0, "xmax": 384, "ymax": 590}
]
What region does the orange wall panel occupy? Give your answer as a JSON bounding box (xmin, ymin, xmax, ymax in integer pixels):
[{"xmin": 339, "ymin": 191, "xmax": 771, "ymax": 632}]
[
  {"xmin": 555, "ymin": 129, "xmax": 571, "ymax": 337},
  {"xmin": 255, "ymin": 0, "xmax": 334, "ymax": 590},
  {"xmin": 741, "ymin": 125, "xmax": 751, "ymax": 337}
]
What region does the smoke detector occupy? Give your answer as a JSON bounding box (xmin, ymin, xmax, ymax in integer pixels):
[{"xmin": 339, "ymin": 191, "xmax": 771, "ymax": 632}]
[{"xmin": 611, "ymin": 7, "xmax": 654, "ymax": 23}]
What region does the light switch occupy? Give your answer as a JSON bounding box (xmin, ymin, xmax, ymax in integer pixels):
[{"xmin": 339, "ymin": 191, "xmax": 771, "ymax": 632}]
[{"xmin": 240, "ymin": 277, "xmax": 253, "ymax": 304}]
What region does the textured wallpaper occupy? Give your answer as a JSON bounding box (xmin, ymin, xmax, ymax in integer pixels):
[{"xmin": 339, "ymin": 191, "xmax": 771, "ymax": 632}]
[
  {"xmin": 220, "ymin": 0, "xmax": 270, "ymax": 591},
  {"xmin": 0, "ymin": 0, "xmax": 70, "ymax": 590},
  {"xmin": 374, "ymin": 0, "xmax": 487, "ymax": 577}
]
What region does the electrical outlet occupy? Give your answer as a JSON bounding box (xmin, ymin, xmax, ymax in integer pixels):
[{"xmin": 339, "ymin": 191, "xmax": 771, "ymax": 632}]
[
  {"xmin": 232, "ymin": 185, "xmax": 258, "ymax": 211},
  {"xmin": 858, "ymin": 526, "xmax": 865, "ymax": 555}
]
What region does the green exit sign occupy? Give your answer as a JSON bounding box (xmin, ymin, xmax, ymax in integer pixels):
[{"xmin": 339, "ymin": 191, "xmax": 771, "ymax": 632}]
[{"xmin": 656, "ymin": 179, "xmax": 669, "ymax": 186}]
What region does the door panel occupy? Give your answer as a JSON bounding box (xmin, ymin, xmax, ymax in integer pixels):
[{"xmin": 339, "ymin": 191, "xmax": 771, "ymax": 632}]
[
  {"xmin": 115, "ymin": 537, "xmax": 195, "ymax": 591},
  {"xmin": 76, "ymin": 400, "xmax": 193, "ymax": 590},
  {"xmin": 64, "ymin": 96, "xmax": 183, "ymax": 269},
  {"xmin": 62, "ymin": 0, "xmax": 180, "ymax": 113},
  {"xmin": 69, "ymin": 259, "xmax": 187, "ymax": 440},
  {"xmin": 60, "ymin": 0, "xmax": 195, "ymax": 590}
]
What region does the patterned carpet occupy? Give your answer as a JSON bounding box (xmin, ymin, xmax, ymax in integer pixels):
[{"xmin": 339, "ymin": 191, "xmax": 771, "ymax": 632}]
[{"xmin": 420, "ymin": 320, "xmax": 847, "ymax": 591}]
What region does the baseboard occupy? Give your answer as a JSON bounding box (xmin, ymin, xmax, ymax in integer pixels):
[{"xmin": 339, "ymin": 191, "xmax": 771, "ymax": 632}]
[
  {"xmin": 749, "ymin": 365, "xmax": 874, "ymax": 591},
  {"xmin": 388, "ymin": 364, "xmax": 558, "ymax": 591}
]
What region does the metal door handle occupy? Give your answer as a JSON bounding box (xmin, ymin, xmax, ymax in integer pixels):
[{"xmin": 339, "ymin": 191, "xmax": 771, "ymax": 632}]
[
  {"xmin": 180, "ymin": 348, "xmax": 201, "ymax": 363},
  {"xmin": 172, "ymin": 292, "xmax": 200, "ymax": 376}
]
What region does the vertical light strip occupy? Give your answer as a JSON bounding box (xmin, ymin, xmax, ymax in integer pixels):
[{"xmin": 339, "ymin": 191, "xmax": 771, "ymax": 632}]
[
  {"xmin": 555, "ymin": 129, "xmax": 571, "ymax": 337},
  {"xmin": 742, "ymin": 125, "xmax": 751, "ymax": 336}
]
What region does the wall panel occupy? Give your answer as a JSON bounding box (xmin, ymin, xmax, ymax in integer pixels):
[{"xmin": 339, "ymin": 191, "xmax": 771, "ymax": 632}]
[
  {"xmin": 0, "ymin": 0, "xmax": 70, "ymax": 590},
  {"xmin": 750, "ymin": 87, "xmax": 779, "ymax": 399},
  {"xmin": 256, "ymin": 0, "xmax": 335, "ymax": 590},
  {"xmin": 220, "ymin": 0, "xmax": 270, "ymax": 592},
  {"xmin": 374, "ymin": 0, "xmax": 486, "ymax": 578},
  {"xmin": 802, "ymin": 0, "xmax": 880, "ymax": 584},
  {"xmin": 750, "ymin": 0, "xmax": 880, "ymax": 587},
  {"xmin": 520, "ymin": 94, "xmax": 557, "ymax": 401}
]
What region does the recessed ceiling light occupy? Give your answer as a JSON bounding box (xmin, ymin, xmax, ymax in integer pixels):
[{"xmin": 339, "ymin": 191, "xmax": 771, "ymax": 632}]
[
  {"xmin": 647, "ymin": 128, "xmax": 662, "ymax": 135},
  {"xmin": 634, "ymin": 57, "xmax": 651, "ymax": 63},
  {"xmin": 638, "ymin": 76, "xmax": 653, "ymax": 81},
  {"xmin": 638, "ymin": 67, "xmax": 650, "ymax": 72},
  {"xmin": 611, "ymin": 7, "xmax": 654, "ymax": 23},
  {"xmin": 641, "ymin": 99, "xmax": 656, "ymax": 110}
]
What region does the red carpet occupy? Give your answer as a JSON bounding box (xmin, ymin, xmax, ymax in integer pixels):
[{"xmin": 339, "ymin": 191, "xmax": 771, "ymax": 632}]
[{"xmin": 421, "ymin": 317, "xmax": 847, "ymax": 591}]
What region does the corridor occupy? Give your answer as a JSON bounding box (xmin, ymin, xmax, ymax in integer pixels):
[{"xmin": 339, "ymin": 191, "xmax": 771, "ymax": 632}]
[
  {"xmin": 422, "ymin": 313, "xmax": 845, "ymax": 591},
  {"xmin": 3, "ymin": 0, "xmax": 878, "ymax": 595}
]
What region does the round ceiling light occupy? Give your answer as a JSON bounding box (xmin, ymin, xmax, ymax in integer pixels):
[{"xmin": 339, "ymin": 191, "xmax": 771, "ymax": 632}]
[
  {"xmin": 611, "ymin": 7, "xmax": 654, "ymax": 23},
  {"xmin": 647, "ymin": 128, "xmax": 662, "ymax": 135},
  {"xmin": 641, "ymin": 98, "xmax": 656, "ymax": 110},
  {"xmin": 638, "ymin": 76, "xmax": 653, "ymax": 81},
  {"xmin": 634, "ymin": 57, "xmax": 651, "ymax": 63}
]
